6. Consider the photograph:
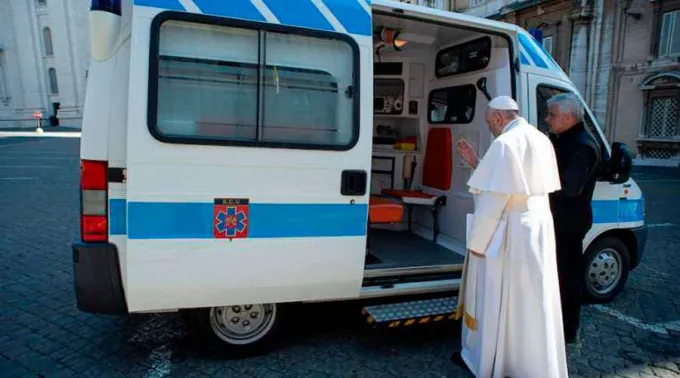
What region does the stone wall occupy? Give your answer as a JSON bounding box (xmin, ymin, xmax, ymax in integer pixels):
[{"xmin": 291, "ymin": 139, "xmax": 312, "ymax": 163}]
[
  {"xmin": 0, "ymin": 0, "xmax": 88, "ymax": 128},
  {"xmin": 606, "ymin": 0, "xmax": 680, "ymax": 160}
]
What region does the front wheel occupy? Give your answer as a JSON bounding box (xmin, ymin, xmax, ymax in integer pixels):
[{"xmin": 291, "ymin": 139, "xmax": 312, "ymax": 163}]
[
  {"xmin": 583, "ymin": 236, "xmax": 631, "ymax": 303},
  {"xmin": 184, "ymin": 303, "xmax": 282, "ymax": 358}
]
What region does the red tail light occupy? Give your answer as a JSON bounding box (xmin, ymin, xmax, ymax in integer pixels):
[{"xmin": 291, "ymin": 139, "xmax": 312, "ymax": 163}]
[
  {"xmin": 81, "ymin": 159, "xmax": 107, "ymax": 190},
  {"xmin": 82, "ymin": 215, "xmax": 108, "ymax": 242},
  {"xmin": 80, "ymin": 160, "xmax": 108, "ymax": 242}
]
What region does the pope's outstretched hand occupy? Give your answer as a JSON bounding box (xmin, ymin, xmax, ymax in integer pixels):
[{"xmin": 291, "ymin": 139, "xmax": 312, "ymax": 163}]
[{"xmin": 457, "ymin": 138, "xmax": 479, "ymax": 169}]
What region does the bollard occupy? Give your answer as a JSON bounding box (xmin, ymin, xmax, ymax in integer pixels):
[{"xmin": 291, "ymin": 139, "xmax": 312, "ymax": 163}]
[{"xmin": 34, "ymin": 110, "xmax": 43, "ymax": 134}]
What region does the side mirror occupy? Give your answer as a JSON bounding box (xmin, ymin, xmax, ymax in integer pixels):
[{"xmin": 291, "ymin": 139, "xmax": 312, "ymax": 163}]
[{"xmin": 604, "ymin": 142, "xmax": 633, "ymax": 184}]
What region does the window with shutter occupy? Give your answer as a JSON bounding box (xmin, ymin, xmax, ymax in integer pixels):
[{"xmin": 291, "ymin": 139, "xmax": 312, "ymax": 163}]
[{"xmin": 659, "ymin": 10, "xmax": 680, "ymax": 57}]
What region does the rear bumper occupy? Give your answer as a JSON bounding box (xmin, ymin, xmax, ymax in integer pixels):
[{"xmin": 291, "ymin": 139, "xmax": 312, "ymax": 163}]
[
  {"xmin": 72, "ymin": 242, "xmax": 128, "ymax": 315},
  {"xmin": 631, "ymin": 225, "xmax": 648, "ymax": 269}
]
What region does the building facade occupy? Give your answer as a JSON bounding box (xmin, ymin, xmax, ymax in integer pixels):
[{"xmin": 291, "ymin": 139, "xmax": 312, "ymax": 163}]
[
  {"xmin": 460, "ymin": 0, "xmax": 680, "ymax": 166},
  {"xmin": 2, "ymin": 0, "xmax": 678, "ymax": 166},
  {"xmin": 0, "ymin": 0, "xmax": 90, "ymax": 129},
  {"xmin": 0, "ymin": 0, "xmax": 449, "ymax": 130}
]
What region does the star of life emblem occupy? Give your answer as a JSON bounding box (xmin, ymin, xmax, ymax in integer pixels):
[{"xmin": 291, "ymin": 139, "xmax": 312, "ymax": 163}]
[{"xmin": 213, "ymin": 198, "xmax": 249, "ymax": 239}]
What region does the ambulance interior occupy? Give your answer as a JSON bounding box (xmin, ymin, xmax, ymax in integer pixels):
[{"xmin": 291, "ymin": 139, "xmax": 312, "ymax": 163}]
[{"xmin": 365, "ymin": 13, "xmax": 514, "ymax": 273}]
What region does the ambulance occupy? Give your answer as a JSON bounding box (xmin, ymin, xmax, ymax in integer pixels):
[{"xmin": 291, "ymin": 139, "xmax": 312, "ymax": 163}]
[{"xmin": 73, "ymin": 0, "xmax": 647, "ymax": 356}]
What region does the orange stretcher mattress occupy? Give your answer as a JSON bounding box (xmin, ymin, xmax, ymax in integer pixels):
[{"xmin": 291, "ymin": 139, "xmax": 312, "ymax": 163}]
[{"xmin": 369, "ymin": 195, "xmax": 404, "ymax": 224}]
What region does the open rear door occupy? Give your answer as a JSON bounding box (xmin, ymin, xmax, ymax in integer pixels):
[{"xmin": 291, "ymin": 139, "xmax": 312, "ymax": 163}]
[{"xmin": 123, "ymin": 7, "xmax": 372, "ymax": 312}]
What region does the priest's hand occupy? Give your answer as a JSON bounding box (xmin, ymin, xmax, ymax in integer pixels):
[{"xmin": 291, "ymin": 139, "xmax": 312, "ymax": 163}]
[
  {"xmin": 470, "ymin": 250, "xmax": 485, "ymax": 258},
  {"xmin": 456, "ymin": 138, "xmax": 479, "ymax": 169}
]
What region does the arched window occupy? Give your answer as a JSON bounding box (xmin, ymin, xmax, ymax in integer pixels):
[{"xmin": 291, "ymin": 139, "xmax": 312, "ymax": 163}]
[
  {"xmin": 638, "ymin": 72, "xmax": 680, "ymax": 161},
  {"xmin": 43, "ymin": 27, "xmax": 53, "ymax": 56},
  {"xmin": 48, "ymin": 68, "xmax": 58, "ymax": 94}
]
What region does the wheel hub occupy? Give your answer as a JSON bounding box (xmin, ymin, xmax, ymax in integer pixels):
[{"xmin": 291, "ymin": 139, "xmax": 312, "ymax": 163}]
[
  {"xmin": 209, "ymin": 303, "xmax": 276, "ymax": 345},
  {"xmin": 587, "ymin": 248, "xmax": 622, "ymax": 294}
]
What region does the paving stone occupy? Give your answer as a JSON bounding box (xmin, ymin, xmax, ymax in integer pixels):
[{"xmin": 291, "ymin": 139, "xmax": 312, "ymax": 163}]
[
  {"xmin": 2, "ymin": 139, "xmax": 680, "ymax": 378},
  {"xmin": 616, "ymin": 367, "xmax": 644, "ymax": 378},
  {"xmin": 650, "ymin": 365, "xmax": 680, "ymax": 378}
]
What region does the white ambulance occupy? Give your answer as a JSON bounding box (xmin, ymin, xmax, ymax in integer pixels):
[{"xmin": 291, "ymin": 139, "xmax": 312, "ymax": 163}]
[{"xmin": 74, "ymin": 0, "xmax": 647, "ymax": 356}]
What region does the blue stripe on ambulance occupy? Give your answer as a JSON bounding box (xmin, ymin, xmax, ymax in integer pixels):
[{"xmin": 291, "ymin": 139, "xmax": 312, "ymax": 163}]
[
  {"xmin": 192, "ymin": 0, "xmax": 267, "ymax": 22},
  {"xmin": 132, "ymin": 0, "xmax": 373, "ymax": 36},
  {"xmin": 110, "ymin": 199, "xmax": 127, "ymax": 235},
  {"xmin": 591, "ymin": 198, "xmax": 644, "ymax": 224},
  {"xmin": 134, "ymin": 0, "xmax": 184, "ymax": 11},
  {"xmin": 518, "ymin": 33, "xmax": 549, "ymax": 69},
  {"xmin": 322, "ymin": 0, "xmax": 372, "ymax": 36},
  {"xmin": 519, "ymin": 52, "xmax": 530, "ymax": 66},
  {"xmin": 533, "ymin": 36, "xmax": 561, "ymax": 69},
  {"xmin": 262, "ymin": 0, "xmax": 335, "ymax": 31},
  {"xmin": 617, "ymin": 198, "xmax": 645, "ymax": 223},
  {"xmin": 111, "ymin": 201, "xmax": 368, "ymax": 239},
  {"xmin": 110, "ymin": 198, "xmax": 644, "ymax": 238}
]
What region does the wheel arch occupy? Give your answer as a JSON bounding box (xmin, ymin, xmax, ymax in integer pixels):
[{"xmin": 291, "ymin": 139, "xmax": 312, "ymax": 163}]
[{"xmin": 585, "ymin": 228, "xmax": 639, "ymax": 269}]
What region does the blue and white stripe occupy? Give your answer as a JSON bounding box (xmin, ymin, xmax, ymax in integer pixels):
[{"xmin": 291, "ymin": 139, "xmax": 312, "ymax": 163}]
[
  {"xmin": 518, "ymin": 32, "xmax": 559, "ymax": 70},
  {"xmin": 134, "ymin": 0, "xmax": 373, "ymax": 36},
  {"xmin": 109, "ymin": 199, "xmax": 368, "ymax": 239},
  {"xmin": 109, "ymin": 198, "xmax": 645, "ymax": 239}
]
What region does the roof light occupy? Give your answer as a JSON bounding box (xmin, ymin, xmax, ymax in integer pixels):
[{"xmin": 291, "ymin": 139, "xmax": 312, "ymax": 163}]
[
  {"xmin": 91, "ymin": 0, "xmax": 121, "ymax": 16},
  {"xmin": 528, "ymin": 27, "xmax": 543, "ymax": 45},
  {"xmin": 380, "ymin": 28, "xmax": 407, "ymax": 51}
]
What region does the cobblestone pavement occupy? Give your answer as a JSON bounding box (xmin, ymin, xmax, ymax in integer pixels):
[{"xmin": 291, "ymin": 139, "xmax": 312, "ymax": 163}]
[{"xmin": 1, "ymin": 136, "xmax": 679, "ymax": 378}]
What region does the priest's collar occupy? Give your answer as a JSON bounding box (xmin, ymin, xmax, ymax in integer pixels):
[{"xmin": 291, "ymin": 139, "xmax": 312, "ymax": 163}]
[{"xmin": 551, "ymin": 121, "xmax": 585, "ymax": 140}]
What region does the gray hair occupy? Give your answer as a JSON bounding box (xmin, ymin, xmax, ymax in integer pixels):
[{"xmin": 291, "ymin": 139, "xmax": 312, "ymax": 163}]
[
  {"xmin": 546, "ymin": 93, "xmax": 585, "ymax": 121},
  {"xmin": 489, "ymin": 108, "xmax": 519, "ymax": 120}
]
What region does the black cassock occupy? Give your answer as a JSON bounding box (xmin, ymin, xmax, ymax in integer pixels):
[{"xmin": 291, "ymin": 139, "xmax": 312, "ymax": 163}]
[{"xmin": 549, "ymin": 121, "xmax": 603, "ymax": 343}]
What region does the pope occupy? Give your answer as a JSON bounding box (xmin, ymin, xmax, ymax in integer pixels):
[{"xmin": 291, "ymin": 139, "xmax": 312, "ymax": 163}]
[{"xmin": 452, "ymin": 95, "xmax": 569, "ymax": 378}]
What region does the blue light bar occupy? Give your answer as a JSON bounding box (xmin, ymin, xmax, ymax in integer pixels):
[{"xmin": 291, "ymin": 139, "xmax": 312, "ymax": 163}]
[
  {"xmin": 91, "ymin": 0, "xmax": 121, "ymax": 16},
  {"xmin": 528, "ymin": 27, "xmax": 543, "ymax": 45}
]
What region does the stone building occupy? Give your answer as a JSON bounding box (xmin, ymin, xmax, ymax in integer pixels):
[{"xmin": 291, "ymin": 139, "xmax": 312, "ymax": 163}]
[
  {"xmin": 1, "ymin": 0, "xmax": 452, "ymax": 130},
  {"xmin": 0, "ymin": 0, "xmax": 90, "ymax": 128},
  {"xmin": 459, "ymin": 0, "xmax": 680, "ymax": 166},
  {"xmin": 2, "ymin": 0, "xmax": 678, "ymax": 166}
]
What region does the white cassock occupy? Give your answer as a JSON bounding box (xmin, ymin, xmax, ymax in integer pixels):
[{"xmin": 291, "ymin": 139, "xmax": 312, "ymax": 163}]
[{"xmin": 455, "ymin": 117, "xmax": 568, "ymax": 378}]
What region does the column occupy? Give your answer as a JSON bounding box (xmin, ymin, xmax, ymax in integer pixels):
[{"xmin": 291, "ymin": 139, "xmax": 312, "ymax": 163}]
[{"xmin": 568, "ymin": 1, "xmax": 594, "ymax": 96}]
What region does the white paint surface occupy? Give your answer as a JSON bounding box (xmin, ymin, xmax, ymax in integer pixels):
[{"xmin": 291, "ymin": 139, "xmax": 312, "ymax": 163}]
[{"xmin": 593, "ymin": 305, "xmax": 680, "ymax": 335}]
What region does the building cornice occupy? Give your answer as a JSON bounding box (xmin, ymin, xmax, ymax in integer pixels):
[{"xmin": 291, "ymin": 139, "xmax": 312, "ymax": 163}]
[{"xmin": 612, "ymin": 57, "xmax": 680, "ymax": 73}]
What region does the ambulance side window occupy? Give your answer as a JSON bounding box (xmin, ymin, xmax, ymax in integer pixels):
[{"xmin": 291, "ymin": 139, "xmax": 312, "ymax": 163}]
[
  {"xmin": 428, "ymin": 84, "xmax": 477, "ymax": 124},
  {"xmin": 535, "ymin": 84, "xmax": 607, "ymax": 160},
  {"xmin": 535, "ymin": 85, "xmax": 568, "ymax": 134},
  {"xmin": 535, "ymin": 85, "xmax": 599, "ymax": 139},
  {"xmin": 148, "ymin": 17, "xmax": 359, "ymax": 150}
]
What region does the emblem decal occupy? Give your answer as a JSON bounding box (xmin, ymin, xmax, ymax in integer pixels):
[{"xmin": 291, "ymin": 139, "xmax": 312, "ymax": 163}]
[{"xmin": 213, "ymin": 198, "xmax": 249, "ymax": 239}]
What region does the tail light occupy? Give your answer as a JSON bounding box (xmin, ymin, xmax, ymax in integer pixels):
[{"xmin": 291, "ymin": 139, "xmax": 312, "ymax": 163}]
[{"xmin": 80, "ymin": 159, "xmax": 108, "ymax": 242}]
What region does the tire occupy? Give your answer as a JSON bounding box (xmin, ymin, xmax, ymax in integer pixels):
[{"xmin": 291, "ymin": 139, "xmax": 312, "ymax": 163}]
[
  {"xmin": 183, "ymin": 302, "xmax": 282, "ymax": 358},
  {"xmin": 583, "ymin": 236, "xmax": 631, "ymax": 303}
]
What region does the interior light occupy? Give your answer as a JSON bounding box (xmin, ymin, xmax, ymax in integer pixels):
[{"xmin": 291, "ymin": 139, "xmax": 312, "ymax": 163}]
[
  {"xmin": 380, "ymin": 28, "xmax": 408, "ymax": 51},
  {"xmin": 394, "ymin": 39, "xmax": 408, "ymax": 48}
]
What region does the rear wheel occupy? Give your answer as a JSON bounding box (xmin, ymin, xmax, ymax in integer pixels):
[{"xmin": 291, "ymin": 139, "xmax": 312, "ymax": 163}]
[
  {"xmin": 583, "ymin": 236, "xmax": 631, "ymax": 303},
  {"xmin": 185, "ymin": 303, "xmax": 282, "ymax": 358}
]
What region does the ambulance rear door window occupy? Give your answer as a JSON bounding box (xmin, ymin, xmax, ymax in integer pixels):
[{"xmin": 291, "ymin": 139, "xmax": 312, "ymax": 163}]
[{"xmin": 148, "ymin": 16, "xmax": 360, "ymax": 151}]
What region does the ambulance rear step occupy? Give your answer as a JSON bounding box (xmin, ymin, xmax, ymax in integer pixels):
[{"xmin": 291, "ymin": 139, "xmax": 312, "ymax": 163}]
[{"xmin": 362, "ymin": 296, "xmax": 459, "ymax": 329}]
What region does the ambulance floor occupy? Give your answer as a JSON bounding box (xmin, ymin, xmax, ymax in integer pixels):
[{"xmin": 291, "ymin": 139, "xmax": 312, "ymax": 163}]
[{"xmin": 366, "ymin": 228, "xmax": 463, "ymax": 269}]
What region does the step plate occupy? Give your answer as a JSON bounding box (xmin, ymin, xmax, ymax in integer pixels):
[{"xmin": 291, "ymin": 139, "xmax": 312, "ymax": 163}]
[{"xmin": 362, "ymin": 296, "xmax": 458, "ymax": 328}]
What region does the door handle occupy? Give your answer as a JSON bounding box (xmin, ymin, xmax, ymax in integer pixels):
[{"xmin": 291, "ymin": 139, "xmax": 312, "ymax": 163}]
[{"xmin": 341, "ymin": 170, "xmax": 367, "ymax": 196}]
